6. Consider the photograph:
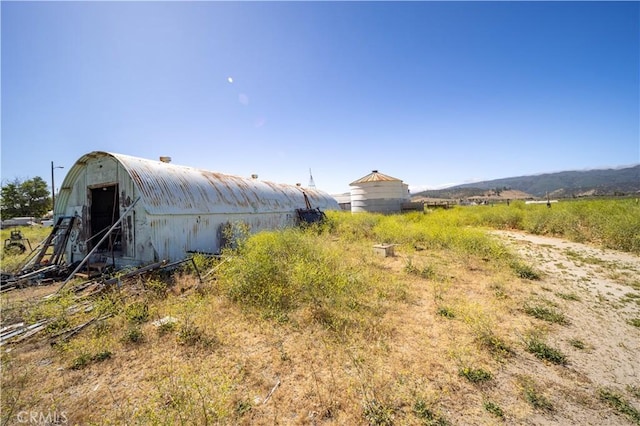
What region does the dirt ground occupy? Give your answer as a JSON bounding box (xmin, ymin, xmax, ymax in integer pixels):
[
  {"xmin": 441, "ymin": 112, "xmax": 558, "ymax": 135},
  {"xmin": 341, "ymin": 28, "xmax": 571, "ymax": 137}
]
[
  {"xmin": 490, "ymin": 230, "xmax": 640, "ymax": 423},
  {"xmin": 1, "ymin": 231, "xmax": 639, "ymax": 425}
]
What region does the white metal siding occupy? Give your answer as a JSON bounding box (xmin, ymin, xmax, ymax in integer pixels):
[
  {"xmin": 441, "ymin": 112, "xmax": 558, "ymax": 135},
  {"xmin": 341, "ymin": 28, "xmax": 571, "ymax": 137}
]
[
  {"xmin": 55, "ymin": 152, "xmax": 339, "ymax": 265},
  {"xmin": 350, "ymin": 181, "xmax": 410, "ymax": 213}
]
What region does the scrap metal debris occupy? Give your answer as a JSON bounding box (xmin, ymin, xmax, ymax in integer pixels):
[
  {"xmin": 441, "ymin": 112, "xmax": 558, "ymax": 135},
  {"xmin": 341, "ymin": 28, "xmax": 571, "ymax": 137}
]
[
  {"xmin": 3, "ymin": 230, "xmax": 32, "ymax": 255},
  {"xmin": 1, "ymin": 254, "xmax": 208, "ymax": 347},
  {"xmin": 296, "ymin": 191, "xmax": 327, "ymax": 225}
]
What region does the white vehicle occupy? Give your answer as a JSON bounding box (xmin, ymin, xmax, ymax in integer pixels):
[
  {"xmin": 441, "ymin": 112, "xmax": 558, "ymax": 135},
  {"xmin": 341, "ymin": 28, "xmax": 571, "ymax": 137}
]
[{"xmin": 0, "ymin": 217, "xmax": 36, "ymax": 229}]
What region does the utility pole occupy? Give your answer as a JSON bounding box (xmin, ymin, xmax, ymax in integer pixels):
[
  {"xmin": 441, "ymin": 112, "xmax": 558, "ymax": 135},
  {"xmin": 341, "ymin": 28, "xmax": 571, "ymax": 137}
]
[{"xmin": 51, "ymin": 161, "xmax": 64, "ymax": 212}]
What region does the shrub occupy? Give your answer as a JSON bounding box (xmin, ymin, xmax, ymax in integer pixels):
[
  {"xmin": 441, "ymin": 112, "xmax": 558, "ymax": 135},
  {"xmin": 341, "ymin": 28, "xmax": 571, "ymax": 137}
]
[
  {"xmin": 124, "ymin": 302, "xmax": 149, "ymax": 324},
  {"xmin": 325, "ymin": 210, "xmax": 380, "ymax": 242},
  {"xmin": 123, "ymin": 326, "xmax": 144, "ymax": 344},
  {"xmin": 177, "ymin": 321, "xmax": 213, "ymax": 347},
  {"xmin": 145, "ymin": 278, "xmax": 169, "ymax": 299},
  {"xmin": 218, "ymin": 228, "xmax": 367, "ymax": 329}
]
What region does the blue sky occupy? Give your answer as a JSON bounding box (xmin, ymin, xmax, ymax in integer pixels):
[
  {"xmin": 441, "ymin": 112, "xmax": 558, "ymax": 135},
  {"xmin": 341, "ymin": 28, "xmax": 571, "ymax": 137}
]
[{"xmin": 2, "ymin": 1, "xmax": 638, "ymax": 195}]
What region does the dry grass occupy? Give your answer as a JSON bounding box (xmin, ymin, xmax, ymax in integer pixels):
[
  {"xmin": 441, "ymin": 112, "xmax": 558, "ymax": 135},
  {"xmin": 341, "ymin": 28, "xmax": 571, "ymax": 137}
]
[{"xmin": 2, "ymin": 212, "xmax": 639, "ymax": 425}]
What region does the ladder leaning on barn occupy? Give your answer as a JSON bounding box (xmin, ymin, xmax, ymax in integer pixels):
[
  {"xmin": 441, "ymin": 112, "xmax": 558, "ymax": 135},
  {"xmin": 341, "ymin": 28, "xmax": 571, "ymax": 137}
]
[{"xmin": 23, "ymin": 216, "xmax": 76, "ymax": 270}]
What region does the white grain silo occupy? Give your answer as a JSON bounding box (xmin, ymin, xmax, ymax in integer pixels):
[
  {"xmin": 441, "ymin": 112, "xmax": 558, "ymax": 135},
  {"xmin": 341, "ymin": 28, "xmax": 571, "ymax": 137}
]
[{"xmin": 349, "ymin": 170, "xmax": 410, "ymax": 213}]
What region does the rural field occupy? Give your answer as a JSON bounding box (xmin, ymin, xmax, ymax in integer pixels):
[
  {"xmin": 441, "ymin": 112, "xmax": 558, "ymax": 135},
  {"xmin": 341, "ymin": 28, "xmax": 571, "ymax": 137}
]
[{"xmin": 1, "ymin": 199, "xmax": 639, "ymax": 425}]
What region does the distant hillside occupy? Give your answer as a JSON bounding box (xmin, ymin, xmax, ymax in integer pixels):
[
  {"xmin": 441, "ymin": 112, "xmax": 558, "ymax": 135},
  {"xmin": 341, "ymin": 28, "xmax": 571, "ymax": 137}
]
[{"xmin": 415, "ymin": 165, "xmax": 640, "ymax": 199}]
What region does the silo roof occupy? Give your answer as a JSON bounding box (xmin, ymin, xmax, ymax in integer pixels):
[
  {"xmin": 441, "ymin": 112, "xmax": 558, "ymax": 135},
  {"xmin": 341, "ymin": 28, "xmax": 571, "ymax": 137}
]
[{"xmin": 349, "ymin": 170, "xmax": 403, "ymax": 186}]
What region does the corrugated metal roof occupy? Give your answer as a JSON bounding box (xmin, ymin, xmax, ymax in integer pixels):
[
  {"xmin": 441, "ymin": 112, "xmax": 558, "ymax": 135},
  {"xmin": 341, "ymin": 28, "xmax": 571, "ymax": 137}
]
[
  {"xmin": 55, "ymin": 151, "xmax": 338, "ymax": 216},
  {"xmin": 349, "ymin": 170, "xmax": 403, "ymax": 186}
]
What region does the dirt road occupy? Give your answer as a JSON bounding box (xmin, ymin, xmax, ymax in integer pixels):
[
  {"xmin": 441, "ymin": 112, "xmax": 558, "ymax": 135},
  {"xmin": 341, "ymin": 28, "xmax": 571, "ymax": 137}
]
[{"xmin": 493, "ymin": 230, "xmax": 640, "ymax": 394}]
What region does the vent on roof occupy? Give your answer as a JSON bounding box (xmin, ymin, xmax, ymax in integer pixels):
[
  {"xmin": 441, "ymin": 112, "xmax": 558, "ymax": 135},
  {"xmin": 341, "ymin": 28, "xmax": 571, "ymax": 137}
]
[
  {"xmin": 372, "ymin": 170, "xmax": 378, "ymax": 173},
  {"xmin": 159, "ymin": 156, "xmax": 172, "ymax": 163}
]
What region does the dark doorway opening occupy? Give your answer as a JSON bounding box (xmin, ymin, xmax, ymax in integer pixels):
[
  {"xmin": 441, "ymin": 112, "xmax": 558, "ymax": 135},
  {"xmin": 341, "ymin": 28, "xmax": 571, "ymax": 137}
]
[{"xmin": 89, "ymin": 185, "xmax": 121, "ymax": 252}]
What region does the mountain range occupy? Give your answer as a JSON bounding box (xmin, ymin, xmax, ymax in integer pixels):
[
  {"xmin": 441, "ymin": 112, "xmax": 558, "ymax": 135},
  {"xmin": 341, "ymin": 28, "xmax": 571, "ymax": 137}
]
[{"xmin": 413, "ymin": 165, "xmax": 640, "ymax": 199}]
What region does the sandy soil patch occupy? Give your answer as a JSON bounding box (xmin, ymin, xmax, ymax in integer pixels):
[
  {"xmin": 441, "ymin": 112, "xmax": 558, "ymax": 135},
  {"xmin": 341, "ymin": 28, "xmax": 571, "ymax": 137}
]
[{"xmin": 492, "ymin": 230, "xmax": 640, "ymax": 391}]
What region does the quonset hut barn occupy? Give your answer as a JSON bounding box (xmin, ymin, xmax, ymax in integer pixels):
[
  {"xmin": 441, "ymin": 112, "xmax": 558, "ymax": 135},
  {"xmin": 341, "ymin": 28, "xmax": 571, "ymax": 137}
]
[
  {"xmin": 349, "ymin": 170, "xmax": 410, "ymax": 213},
  {"xmin": 53, "ymin": 152, "xmax": 339, "ymax": 268}
]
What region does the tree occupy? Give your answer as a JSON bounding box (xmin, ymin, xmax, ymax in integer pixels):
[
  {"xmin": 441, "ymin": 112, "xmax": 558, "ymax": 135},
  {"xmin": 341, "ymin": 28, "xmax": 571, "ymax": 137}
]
[{"xmin": 0, "ymin": 177, "xmax": 51, "ymax": 219}]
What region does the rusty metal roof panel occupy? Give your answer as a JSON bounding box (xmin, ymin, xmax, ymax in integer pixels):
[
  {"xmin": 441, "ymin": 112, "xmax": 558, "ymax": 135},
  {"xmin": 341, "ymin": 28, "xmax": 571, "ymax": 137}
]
[
  {"xmin": 113, "ymin": 152, "xmax": 338, "ymax": 214},
  {"xmin": 58, "ymin": 152, "xmax": 338, "ymax": 216},
  {"xmin": 350, "ymin": 170, "xmax": 403, "ymax": 186}
]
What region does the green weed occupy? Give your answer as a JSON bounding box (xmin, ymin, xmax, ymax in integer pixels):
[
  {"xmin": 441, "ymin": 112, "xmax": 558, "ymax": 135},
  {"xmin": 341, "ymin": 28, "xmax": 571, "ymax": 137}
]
[
  {"xmin": 71, "ymin": 350, "xmax": 112, "ymax": 370},
  {"xmin": 568, "ymin": 339, "xmax": 586, "ymax": 350},
  {"xmin": 124, "ymin": 301, "xmax": 149, "ymax": 324},
  {"xmin": 510, "ymin": 261, "xmax": 541, "ymax": 280},
  {"xmin": 156, "ymin": 320, "xmax": 176, "ymax": 336},
  {"xmin": 490, "ymin": 283, "xmax": 508, "ymax": 299},
  {"xmin": 70, "ymin": 352, "xmax": 93, "ymax": 370},
  {"xmin": 234, "ymin": 399, "xmax": 252, "ymax": 417},
  {"xmin": 627, "ymin": 385, "xmax": 640, "ymax": 399},
  {"xmin": 177, "ymin": 321, "xmax": 216, "ymax": 348},
  {"xmin": 556, "ymin": 292, "xmax": 580, "ymax": 301},
  {"xmin": 524, "ymin": 304, "xmax": 568, "ymax": 325},
  {"xmin": 483, "ymin": 400, "xmax": 504, "ymax": 418},
  {"xmin": 524, "ymin": 385, "xmax": 553, "ymax": 411},
  {"xmin": 598, "ymin": 388, "xmax": 640, "ymax": 424},
  {"xmin": 413, "ymin": 399, "xmax": 449, "ymax": 425},
  {"xmin": 628, "ymin": 318, "xmax": 640, "ymax": 328},
  {"xmin": 475, "ymin": 328, "xmax": 514, "ymax": 358},
  {"xmin": 145, "ymin": 278, "xmax": 169, "ymax": 299},
  {"xmin": 525, "ymin": 336, "xmax": 567, "ymax": 365},
  {"xmin": 459, "ymin": 367, "xmax": 492, "ymax": 384},
  {"xmin": 27, "ymin": 289, "xmax": 75, "ymax": 324},
  {"xmin": 404, "ymin": 259, "xmax": 436, "ymax": 279},
  {"xmin": 362, "ymin": 399, "xmax": 395, "ymax": 426},
  {"xmin": 94, "ymin": 292, "xmax": 122, "ymax": 318},
  {"xmin": 122, "ymin": 326, "xmax": 144, "ymax": 344},
  {"xmin": 436, "ymin": 307, "xmax": 455, "ymax": 319},
  {"xmin": 45, "ymin": 316, "xmax": 71, "ymax": 335}
]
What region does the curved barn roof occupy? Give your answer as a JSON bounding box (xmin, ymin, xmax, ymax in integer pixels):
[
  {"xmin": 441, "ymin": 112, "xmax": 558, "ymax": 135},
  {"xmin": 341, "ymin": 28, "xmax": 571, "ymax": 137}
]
[
  {"xmin": 350, "ymin": 170, "xmax": 403, "ymax": 186},
  {"xmin": 56, "ymin": 151, "xmax": 338, "ymax": 216}
]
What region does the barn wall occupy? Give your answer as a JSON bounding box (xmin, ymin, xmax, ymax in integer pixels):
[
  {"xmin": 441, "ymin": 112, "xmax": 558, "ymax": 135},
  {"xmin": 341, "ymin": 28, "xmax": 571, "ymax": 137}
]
[
  {"xmin": 56, "ymin": 151, "xmax": 339, "ymax": 267},
  {"xmin": 59, "ymin": 157, "xmax": 140, "ymax": 265},
  {"xmin": 137, "ymin": 212, "xmax": 298, "ymax": 263}
]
